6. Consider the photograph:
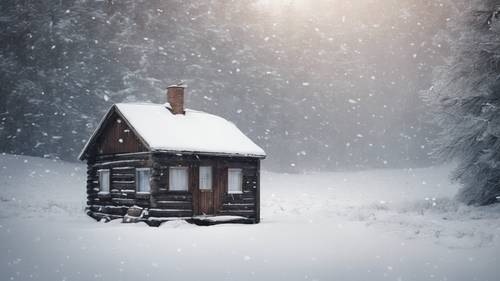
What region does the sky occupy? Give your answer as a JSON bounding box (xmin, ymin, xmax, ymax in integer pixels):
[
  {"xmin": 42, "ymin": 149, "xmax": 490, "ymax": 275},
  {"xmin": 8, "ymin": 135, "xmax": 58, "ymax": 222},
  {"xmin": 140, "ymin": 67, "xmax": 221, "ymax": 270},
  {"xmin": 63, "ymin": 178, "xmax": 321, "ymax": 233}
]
[{"xmin": 0, "ymin": 0, "xmax": 455, "ymax": 171}]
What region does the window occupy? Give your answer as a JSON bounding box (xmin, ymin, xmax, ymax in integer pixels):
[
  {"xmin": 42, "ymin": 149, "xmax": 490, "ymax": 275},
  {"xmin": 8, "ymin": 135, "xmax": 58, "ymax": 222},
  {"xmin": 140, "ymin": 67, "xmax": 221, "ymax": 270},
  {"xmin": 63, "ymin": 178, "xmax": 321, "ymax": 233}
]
[
  {"xmin": 199, "ymin": 166, "xmax": 212, "ymax": 190},
  {"xmin": 228, "ymin": 168, "xmax": 243, "ymax": 194},
  {"xmin": 98, "ymin": 169, "xmax": 110, "ymax": 194},
  {"xmin": 136, "ymin": 168, "xmax": 151, "ymax": 193},
  {"xmin": 169, "ymin": 167, "xmax": 188, "ymax": 191}
]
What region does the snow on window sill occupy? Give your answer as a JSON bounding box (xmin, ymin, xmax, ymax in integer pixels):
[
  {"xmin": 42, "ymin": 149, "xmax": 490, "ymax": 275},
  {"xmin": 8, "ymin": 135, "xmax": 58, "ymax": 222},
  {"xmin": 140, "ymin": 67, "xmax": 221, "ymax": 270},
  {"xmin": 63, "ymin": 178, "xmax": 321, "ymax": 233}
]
[
  {"xmin": 97, "ymin": 192, "xmax": 111, "ymax": 198},
  {"xmin": 135, "ymin": 192, "xmax": 150, "ymax": 199},
  {"xmin": 228, "ymin": 191, "xmax": 243, "ymax": 194}
]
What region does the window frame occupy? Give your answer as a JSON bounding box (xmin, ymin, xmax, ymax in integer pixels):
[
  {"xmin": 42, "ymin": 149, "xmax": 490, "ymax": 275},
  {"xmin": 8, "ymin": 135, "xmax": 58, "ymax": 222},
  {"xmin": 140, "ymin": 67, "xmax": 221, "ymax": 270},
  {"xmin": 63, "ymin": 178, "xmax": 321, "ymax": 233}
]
[
  {"xmin": 136, "ymin": 167, "xmax": 151, "ymax": 194},
  {"xmin": 98, "ymin": 169, "xmax": 110, "ymax": 194},
  {"xmin": 227, "ymin": 168, "xmax": 243, "ymax": 194},
  {"xmin": 169, "ymin": 166, "xmax": 189, "ymax": 192},
  {"xmin": 199, "ymin": 166, "xmax": 213, "ymax": 191}
]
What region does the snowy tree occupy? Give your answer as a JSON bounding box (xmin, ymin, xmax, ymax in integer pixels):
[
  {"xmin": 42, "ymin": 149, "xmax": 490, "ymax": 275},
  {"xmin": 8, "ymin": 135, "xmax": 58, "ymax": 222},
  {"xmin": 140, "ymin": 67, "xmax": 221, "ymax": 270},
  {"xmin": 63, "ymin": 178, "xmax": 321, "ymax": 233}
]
[
  {"xmin": 0, "ymin": 0, "xmax": 453, "ymax": 171},
  {"xmin": 425, "ymin": 0, "xmax": 500, "ymax": 205},
  {"xmin": 0, "ymin": 0, "xmax": 124, "ymax": 159}
]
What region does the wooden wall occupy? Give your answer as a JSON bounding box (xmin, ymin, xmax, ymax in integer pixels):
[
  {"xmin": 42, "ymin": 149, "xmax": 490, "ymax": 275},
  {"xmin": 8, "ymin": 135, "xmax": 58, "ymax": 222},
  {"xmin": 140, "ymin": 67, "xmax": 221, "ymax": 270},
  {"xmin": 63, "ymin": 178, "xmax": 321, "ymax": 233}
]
[
  {"xmin": 86, "ymin": 153, "xmax": 153, "ymax": 218},
  {"xmin": 86, "ymin": 152, "xmax": 260, "ymax": 223},
  {"xmin": 215, "ymin": 158, "xmax": 260, "ymax": 220},
  {"xmin": 150, "ymin": 153, "xmax": 260, "ymax": 220},
  {"xmin": 95, "ymin": 111, "xmax": 146, "ymax": 155}
]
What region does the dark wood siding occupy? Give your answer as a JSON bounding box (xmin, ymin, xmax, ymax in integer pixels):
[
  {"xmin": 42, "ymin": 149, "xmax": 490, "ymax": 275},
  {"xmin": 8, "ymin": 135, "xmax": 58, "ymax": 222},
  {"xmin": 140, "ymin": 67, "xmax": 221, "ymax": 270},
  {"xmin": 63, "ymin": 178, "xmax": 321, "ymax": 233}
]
[
  {"xmin": 150, "ymin": 153, "xmax": 259, "ymax": 220},
  {"xmin": 86, "ymin": 153, "xmax": 152, "ymax": 218},
  {"xmin": 96, "ymin": 112, "xmax": 146, "ymax": 155},
  {"xmin": 216, "ymin": 159, "xmax": 259, "ymax": 219},
  {"xmin": 86, "ymin": 151, "xmax": 260, "ymax": 223}
]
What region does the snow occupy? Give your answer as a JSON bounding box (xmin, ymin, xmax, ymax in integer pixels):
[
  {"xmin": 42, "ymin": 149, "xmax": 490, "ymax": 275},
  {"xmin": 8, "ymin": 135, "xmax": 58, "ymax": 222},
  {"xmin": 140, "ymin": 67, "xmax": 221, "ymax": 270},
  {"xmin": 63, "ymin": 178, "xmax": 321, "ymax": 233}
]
[
  {"xmin": 1, "ymin": 154, "xmax": 500, "ymax": 280},
  {"xmin": 192, "ymin": 215, "xmax": 248, "ymax": 222},
  {"xmin": 80, "ymin": 103, "xmax": 266, "ymax": 159}
]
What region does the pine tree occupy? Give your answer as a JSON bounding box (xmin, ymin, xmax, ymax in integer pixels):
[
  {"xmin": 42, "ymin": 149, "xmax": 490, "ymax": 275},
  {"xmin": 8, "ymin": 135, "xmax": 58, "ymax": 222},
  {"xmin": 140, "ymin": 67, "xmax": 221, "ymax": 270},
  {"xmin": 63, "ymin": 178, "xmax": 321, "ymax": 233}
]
[{"xmin": 425, "ymin": 0, "xmax": 500, "ymax": 205}]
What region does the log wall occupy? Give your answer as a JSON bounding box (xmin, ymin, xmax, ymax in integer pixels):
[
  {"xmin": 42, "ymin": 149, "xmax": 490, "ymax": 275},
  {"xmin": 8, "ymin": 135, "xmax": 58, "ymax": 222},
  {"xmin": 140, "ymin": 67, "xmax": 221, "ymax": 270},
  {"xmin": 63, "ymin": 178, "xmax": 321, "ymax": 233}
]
[
  {"xmin": 86, "ymin": 152, "xmax": 261, "ymax": 223},
  {"xmin": 86, "ymin": 152, "xmax": 152, "ymax": 218}
]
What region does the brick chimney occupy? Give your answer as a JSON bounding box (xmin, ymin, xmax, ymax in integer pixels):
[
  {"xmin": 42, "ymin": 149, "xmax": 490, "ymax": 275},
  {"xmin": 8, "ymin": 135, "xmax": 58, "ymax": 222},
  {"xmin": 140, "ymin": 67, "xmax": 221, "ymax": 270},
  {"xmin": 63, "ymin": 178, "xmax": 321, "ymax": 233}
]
[{"xmin": 167, "ymin": 85, "xmax": 185, "ymax": 115}]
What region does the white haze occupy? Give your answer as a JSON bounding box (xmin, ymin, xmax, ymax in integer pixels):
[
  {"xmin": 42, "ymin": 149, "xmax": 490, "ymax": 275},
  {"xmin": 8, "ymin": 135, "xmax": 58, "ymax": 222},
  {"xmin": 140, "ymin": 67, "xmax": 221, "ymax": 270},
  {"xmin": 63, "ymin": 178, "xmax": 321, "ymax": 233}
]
[{"xmin": 0, "ymin": 0, "xmax": 454, "ymax": 172}]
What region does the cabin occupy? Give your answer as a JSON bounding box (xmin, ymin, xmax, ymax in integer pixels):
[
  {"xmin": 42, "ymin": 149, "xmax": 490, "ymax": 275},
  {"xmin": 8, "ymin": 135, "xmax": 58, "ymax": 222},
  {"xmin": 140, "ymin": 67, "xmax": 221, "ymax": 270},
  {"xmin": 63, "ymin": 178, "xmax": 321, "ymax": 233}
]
[{"xmin": 78, "ymin": 85, "xmax": 266, "ymax": 225}]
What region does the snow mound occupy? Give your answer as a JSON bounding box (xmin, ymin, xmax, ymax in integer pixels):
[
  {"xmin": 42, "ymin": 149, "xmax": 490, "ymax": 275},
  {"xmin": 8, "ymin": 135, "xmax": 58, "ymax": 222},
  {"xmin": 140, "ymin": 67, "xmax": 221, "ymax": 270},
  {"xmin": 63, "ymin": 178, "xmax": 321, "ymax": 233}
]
[
  {"xmin": 261, "ymin": 167, "xmax": 500, "ymax": 249},
  {"xmin": 1, "ymin": 154, "xmax": 500, "ymax": 281},
  {"xmin": 0, "ymin": 153, "xmax": 86, "ymax": 220}
]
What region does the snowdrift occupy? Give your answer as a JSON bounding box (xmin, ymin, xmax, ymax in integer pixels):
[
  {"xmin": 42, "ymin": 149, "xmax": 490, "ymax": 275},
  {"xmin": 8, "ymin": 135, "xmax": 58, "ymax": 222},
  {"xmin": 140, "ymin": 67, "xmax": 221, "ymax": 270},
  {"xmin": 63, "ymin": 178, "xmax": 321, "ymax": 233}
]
[{"xmin": 0, "ymin": 154, "xmax": 499, "ymax": 281}]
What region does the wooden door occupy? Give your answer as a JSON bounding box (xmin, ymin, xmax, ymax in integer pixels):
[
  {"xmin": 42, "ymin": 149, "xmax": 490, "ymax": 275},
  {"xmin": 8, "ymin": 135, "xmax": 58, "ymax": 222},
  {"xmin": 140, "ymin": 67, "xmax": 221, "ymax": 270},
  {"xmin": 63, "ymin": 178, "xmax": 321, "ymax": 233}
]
[
  {"xmin": 197, "ymin": 166, "xmax": 214, "ymax": 215},
  {"xmin": 198, "ymin": 190, "xmax": 213, "ymax": 215}
]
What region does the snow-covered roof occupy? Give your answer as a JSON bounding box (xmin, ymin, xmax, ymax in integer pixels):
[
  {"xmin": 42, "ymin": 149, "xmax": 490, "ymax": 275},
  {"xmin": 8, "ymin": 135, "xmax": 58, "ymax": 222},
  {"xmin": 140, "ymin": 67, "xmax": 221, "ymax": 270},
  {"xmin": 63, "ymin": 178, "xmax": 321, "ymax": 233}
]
[{"xmin": 79, "ymin": 103, "xmax": 266, "ymax": 159}]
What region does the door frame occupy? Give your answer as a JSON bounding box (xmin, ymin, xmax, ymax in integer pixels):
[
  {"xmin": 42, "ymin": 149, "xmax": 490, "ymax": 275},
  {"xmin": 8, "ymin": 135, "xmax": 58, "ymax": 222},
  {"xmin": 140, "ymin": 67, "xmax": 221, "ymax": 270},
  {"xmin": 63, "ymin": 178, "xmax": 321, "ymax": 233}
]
[{"xmin": 194, "ymin": 165, "xmax": 215, "ymax": 215}]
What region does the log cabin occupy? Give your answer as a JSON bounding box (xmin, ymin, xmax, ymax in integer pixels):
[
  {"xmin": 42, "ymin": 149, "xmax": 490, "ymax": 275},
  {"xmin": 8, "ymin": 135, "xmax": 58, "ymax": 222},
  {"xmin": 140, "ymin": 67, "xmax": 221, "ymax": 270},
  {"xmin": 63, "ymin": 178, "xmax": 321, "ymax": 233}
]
[{"xmin": 78, "ymin": 85, "xmax": 266, "ymax": 225}]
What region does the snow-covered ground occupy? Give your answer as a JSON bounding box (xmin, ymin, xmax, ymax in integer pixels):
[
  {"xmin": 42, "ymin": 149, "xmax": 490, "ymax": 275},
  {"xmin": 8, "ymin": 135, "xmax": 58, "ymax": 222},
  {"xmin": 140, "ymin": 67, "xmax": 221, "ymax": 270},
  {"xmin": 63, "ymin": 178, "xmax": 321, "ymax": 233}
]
[{"xmin": 0, "ymin": 154, "xmax": 499, "ymax": 281}]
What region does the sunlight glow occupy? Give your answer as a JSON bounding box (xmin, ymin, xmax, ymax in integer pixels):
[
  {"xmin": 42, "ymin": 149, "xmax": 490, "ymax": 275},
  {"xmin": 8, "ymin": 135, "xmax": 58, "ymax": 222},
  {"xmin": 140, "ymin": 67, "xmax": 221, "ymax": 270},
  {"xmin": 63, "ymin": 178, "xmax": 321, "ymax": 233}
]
[{"xmin": 255, "ymin": 0, "xmax": 312, "ymax": 13}]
